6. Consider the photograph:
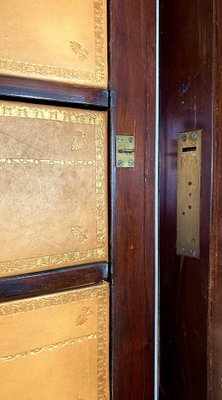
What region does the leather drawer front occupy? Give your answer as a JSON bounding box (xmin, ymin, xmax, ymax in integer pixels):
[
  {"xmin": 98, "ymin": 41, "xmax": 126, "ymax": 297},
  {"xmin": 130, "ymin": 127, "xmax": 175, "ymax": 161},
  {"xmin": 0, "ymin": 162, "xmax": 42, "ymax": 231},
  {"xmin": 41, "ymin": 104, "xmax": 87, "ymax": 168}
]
[
  {"xmin": 0, "ymin": 282, "xmax": 110, "ymax": 400},
  {"xmin": 0, "ymin": 101, "xmax": 108, "ymax": 278},
  {"xmin": 0, "ymin": 0, "xmax": 108, "ymax": 88}
]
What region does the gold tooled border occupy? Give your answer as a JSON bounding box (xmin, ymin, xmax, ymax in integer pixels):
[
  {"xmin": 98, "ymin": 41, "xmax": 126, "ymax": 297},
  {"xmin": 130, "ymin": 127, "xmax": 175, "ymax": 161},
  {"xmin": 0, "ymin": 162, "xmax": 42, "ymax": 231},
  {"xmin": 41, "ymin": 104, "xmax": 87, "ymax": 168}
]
[
  {"xmin": 0, "ymin": 282, "xmax": 109, "ymax": 400},
  {"xmin": 0, "ymin": 103, "xmax": 107, "ymax": 275},
  {"xmin": 0, "ymin": 1, "xmax": 106, "ymax": 85},
  {"xmin": 0, "ymin": 334, "xmax": 97, "ymax": 363}
]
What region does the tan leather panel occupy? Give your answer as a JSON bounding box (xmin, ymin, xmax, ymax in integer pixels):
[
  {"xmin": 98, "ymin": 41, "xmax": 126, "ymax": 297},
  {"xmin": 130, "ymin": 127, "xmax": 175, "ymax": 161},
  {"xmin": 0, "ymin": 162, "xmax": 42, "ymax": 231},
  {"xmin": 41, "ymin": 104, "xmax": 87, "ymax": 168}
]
[
  {"xmin": 0, "ymin": 101, "xmax": 108, "ymax": 277},
  {"xmin": 0, "ymin": 282, "xmax": 109, "ymax": 400},
  {"xmin": 0, "ymin": 0, "xmax": 107, "ymax": 88}
]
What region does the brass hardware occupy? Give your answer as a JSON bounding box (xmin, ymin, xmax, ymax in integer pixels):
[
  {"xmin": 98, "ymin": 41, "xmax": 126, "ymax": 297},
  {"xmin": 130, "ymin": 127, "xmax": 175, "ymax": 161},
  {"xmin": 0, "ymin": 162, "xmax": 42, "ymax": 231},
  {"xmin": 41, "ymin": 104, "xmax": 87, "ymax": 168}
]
[
  {"xmin": 176, "ymin": 130, "xmax": 202, "ymax": 258},
  {"xmin": 116, "ymin": 135, "xmax": 135, "ymax": 168}
]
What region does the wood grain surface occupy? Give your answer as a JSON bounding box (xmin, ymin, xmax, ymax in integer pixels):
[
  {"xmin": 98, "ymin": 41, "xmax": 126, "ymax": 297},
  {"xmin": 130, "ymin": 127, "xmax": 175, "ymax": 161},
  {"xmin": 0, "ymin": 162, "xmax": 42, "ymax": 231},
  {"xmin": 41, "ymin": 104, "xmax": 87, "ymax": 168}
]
[
  {"xmin": 0, "ymin": 263, "xmax": 109, "ymax": 302},
  {"xmin": 208, "ymin": 1, "xmax": 222, "ymax": 399},
  {"xmin": 160, "ymin": 0, "xmax": 213, "ymax": 398},
  {"xmin": 0, "ymin": 76, "xmax": 109, "ymax": 108},
  {"xmin": 110, "ymin": 1, "xmax": 156, "ymax": 399}
]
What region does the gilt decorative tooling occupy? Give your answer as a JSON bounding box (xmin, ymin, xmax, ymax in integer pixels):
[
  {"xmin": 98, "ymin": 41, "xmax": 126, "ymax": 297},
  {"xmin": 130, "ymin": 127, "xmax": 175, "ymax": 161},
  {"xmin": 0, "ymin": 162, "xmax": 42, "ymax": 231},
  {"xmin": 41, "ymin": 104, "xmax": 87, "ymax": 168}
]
[
  {"xmin": 0, "ymin": 0, "xmax": 107, "ymax": 88},
  {"xmin": 0, "ymin": 282, "xmax": 110, "ymax": 400},
  {"xmin": 0, "ymin": 101, "xmax": 108, "ymax": 277}
]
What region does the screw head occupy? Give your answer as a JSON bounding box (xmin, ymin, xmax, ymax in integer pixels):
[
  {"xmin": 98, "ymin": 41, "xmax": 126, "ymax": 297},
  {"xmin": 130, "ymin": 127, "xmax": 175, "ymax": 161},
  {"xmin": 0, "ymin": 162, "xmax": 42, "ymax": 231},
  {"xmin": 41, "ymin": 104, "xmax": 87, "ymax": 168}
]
[
  {"xmin": 181, "ymin": 133, "xmax": 187, "ymax": 141},
  {"xmin": 117, "ymin": 160, "xmax": 123, "ymax": 167},
  {"xmin": 128, "ymin": 137, "xmax": 133, "ymax": 143},
  {"xmin": 128, "ymin": 159, "xmax": 134, "ymax": 167},
  {"xmin": 117, "ymin": 136, "xmax": 123, "ymax": 143},
  {"xmin": 191, "ymin": 131, "xmax": 198, "ymax": 141}
]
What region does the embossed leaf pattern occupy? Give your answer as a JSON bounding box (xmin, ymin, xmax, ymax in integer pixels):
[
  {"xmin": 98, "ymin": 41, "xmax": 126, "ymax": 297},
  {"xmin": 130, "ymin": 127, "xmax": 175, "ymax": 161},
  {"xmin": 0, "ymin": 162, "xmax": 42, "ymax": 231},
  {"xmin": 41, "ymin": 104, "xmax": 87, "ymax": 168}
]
[
  {"xmin": 0, "ymin": 106, "xmax": 106, "ymax": 274},
  {"xmin": 72, "ymin": 129, "xmax": 87, "ymax": 151},
  {"xmin": 70, "ymin": 41, "xmax": 89, "ymax": 61},
  {"xmin": 76, "ymin": 307, "xmax": 93, "ymax": 326},
  {"xmin": 71, "ymin": 226, "xmax": 89, "ymax": 243}
]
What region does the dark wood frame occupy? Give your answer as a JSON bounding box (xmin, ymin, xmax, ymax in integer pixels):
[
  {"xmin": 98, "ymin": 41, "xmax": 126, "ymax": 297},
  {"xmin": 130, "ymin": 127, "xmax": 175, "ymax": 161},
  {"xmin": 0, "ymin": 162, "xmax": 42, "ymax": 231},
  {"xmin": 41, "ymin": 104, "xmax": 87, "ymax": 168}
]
[
  {"xmin": 110, "ymin": 1, "xmax": 156, "ymax": 399},
  {"xmin": 0, "ymin": 1, "xmax": 156, "ymax": 399},
  {"xmin": 159, "ymin": 0, "xmax": 222, "ymax": 399},
  {"xmin": 0, "ymin": 263, "xmax": 109, "ymax": 302},
  {"xmin": 208, "ymin": 1, "xmax": 222, "ymax": 398},
  {"xmin": 0, "ymin": 76, "xmax": 109, "ymax": 109}
]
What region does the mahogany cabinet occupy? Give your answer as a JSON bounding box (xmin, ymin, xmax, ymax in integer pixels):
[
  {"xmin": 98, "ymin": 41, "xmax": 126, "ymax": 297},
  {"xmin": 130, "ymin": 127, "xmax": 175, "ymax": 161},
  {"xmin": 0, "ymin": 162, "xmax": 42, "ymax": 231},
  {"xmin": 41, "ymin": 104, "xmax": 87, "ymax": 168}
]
[{"xmin": 0, "ymin": 1, "xmax": 156, "ymax": 400}]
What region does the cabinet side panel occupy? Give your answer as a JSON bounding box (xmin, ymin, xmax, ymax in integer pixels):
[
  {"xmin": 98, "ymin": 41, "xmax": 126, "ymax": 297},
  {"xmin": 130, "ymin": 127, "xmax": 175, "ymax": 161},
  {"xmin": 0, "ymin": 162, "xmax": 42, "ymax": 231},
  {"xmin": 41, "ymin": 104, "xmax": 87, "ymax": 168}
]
[{"xmin": 160, "ymin": 0, "xmax": 213, "ymax": 398}]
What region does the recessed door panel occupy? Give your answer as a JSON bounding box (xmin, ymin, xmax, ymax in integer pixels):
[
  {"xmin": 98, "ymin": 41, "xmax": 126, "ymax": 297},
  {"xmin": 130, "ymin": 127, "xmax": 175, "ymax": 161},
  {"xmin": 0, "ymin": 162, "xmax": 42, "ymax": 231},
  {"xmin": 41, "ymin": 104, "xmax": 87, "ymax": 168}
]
[
  {"xmin": 0, "ymin": 0, "xmax": 108, "ymax": 88},
  {"xmin": 0, "ymin": 101, "xmax": 108, "ymax": 278},
  {"xmin": 0, "ymin": 282, "xmax": 109, "ymax": 400}
]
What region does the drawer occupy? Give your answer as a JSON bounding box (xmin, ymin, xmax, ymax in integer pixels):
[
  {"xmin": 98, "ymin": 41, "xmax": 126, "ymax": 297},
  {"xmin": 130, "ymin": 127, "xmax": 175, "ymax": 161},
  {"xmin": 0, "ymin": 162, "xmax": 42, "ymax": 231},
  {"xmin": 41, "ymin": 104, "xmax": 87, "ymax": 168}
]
[
  {"xmin": 0, "ymin": 282, "xmax": 109, "ymax": 400},
  {"xmin": 0, "ymin": 101, "xmax": 108, "ymax": 278},
  {"xmin": 0, "ymin": 0, "xmax": 108, "ymax": 88}
]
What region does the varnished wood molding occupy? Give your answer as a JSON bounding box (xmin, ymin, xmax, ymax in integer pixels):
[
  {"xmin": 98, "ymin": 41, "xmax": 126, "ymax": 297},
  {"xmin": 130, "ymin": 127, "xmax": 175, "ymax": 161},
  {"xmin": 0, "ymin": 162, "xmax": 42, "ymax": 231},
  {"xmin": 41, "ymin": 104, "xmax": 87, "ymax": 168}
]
[
  {"xmin": 208, "ymin": 1, "xmax": 222, "ymax": 398},
  {"xmin": 110, "ymin": 0, "xmax": 156, "ymax": 399},
  {"xmin": 0, "ymin": 263, "xmax": 109, "ymax": 302},
  {"xmin": 0, "ymin": 76, "xmax": 109, "ymax": 109}
]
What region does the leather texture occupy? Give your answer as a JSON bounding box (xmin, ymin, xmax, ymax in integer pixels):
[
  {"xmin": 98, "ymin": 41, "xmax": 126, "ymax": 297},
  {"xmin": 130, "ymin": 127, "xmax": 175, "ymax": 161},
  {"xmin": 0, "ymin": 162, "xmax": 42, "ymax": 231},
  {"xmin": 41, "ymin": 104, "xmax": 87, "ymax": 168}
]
[
  {"xmin": 0, "ymin": 282, "xmax": 110, "ymax": 400},
  {"xmin": 0, "ymin": 0, "xmax": 108, "ymax": 88},
  {"xmin": 0, "ymin": 100, "xmax": 108, "ymax": 278}
]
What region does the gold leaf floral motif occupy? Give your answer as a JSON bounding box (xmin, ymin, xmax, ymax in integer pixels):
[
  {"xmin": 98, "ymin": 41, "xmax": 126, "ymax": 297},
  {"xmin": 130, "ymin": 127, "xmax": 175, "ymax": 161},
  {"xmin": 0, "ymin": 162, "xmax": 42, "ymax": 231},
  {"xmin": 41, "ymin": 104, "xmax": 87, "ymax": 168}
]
[
  {"xmin": 76, "ymin": 307, "xmax": 93, "ymax": 326},
  {"xmin": 0, "ymin": 105, "xmax": 106, "ymax": 275},
  {"xmin": 70, "ymin": 41, "xmax": 89, "ymax": 61},
  {"xmin": 0, "ymin": 334, "xmax": 96, "ymax": 363},
  {"xmin": 71, "ymin": 226, "xmax": 88, "ymax": 243},
  {"xmin": 0, "ymin": 283, "xmax": 108, "ymax": 399},
  {"xmin": 0, "ymin": 1, "xmax": 106, "ymax": 85},
  {"xmin": 72, "ymin": 129, "xmax": 87, "ymax": 151}
]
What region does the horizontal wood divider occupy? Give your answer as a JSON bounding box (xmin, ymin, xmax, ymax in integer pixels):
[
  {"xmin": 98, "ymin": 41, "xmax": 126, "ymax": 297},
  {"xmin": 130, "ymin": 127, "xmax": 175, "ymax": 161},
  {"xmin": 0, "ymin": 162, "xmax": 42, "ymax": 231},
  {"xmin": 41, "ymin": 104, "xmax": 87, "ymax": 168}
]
[
  {"xmin": 0, "ymin": 262, "xmax": 109, "ymax": 302},
  {"xmin": 0, "ymin": 76, "xmax": 109, "ymax": 109}
]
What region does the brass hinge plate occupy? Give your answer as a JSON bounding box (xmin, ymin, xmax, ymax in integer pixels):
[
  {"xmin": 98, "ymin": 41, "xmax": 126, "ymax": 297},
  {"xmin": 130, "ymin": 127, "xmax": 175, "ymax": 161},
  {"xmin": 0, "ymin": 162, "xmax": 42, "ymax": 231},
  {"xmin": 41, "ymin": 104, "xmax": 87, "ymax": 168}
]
[
  {"xmin": 116, "ymin": 135, "xmax": 135, "ymax": 168},
  {"xmin": 176, "ymin": 130, "xmax": 202, "ymax": 258}
]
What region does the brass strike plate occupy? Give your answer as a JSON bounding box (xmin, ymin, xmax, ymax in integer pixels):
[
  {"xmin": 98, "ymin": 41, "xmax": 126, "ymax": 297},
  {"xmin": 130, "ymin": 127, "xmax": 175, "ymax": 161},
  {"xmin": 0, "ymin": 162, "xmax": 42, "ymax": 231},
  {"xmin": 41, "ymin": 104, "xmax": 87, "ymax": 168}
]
[
  {"xmin": 177, "ymin": 130, "xmax": 202, "ymax": 258},
  {"xmin": 116, "ymin": 135, "xmax": 135, "ymax": 168}
]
